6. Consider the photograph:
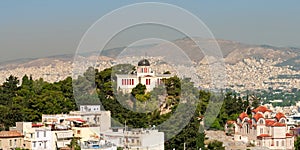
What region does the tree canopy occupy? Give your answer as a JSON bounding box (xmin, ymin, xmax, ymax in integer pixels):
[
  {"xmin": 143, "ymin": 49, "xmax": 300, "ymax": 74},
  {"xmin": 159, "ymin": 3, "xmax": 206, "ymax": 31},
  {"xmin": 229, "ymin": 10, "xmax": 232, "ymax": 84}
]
[{"xmin": 0, "ymin": 65, "xmax": 255, "ymax": 149}]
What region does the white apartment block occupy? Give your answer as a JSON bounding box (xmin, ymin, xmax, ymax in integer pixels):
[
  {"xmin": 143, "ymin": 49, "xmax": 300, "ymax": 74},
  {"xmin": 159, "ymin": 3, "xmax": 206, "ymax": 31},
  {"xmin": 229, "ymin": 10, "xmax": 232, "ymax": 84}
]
[{"xmin": 102, "ymin": 128, "xmax": 164, "ymax": 150}]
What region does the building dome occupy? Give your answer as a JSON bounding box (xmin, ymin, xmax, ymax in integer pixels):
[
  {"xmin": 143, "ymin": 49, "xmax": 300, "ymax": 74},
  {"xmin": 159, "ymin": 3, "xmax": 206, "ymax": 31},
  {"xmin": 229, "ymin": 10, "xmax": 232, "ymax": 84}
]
[{"xmin": 138, "ymin": 59, "xmax": 150, "ymax": 66}]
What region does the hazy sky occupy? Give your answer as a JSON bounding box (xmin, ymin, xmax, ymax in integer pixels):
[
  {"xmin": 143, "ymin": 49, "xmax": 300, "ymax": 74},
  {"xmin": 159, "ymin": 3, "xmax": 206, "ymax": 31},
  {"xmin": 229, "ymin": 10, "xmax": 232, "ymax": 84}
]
[{"xmin": 1, "ymin": 0, "xmax": 300, "ymax": 62}]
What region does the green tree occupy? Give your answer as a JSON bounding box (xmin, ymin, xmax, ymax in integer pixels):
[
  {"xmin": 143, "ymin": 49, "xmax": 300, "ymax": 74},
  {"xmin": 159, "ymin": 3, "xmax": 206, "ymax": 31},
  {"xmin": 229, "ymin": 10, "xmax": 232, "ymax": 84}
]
[
  {"xmin": 207, "ymin": 140, "xmax": 225, "ymax": 150},
  {"xmin": 131, "ymin": 83, "xmax": 146, "ymax": 97},
  {"xmin": 69, "ymin": 137, "xmax": 81, "ymax": 150},
  {"xmin": 0, "ymin": 75, "xmax": 19, "ymax": 106}
]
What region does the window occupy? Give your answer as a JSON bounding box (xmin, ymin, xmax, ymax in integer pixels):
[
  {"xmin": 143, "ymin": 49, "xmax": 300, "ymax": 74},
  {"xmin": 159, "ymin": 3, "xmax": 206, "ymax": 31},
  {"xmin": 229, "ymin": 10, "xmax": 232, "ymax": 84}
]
[
  {"xmin": 113, "ymin": 128, "xmax": 118, "ymax": 132},
  {"xmin": 10, "ymin": 140, "xmax": 12, "ymax": 146},
  {"xmin": 0, "ymin": 140, "xmax": 1, "ymax": 147},
  {"xmin": 276, "ymin": 141, "xmax": 279, "ymax": 146},
  {"xmin": 14, "ymin": 139, "xmax": 17, "ymax": 147},
  {"xmin": 44, "ymin": 141, "xmax": 47, "ymax": 149},
  {"xmin": 282, "ymin": 140, "xmax": 284, "ymax": 146},
  {"xmin": 131, "ymin": 139, "xmax": 134, "ymax": 143},
  {"xmin": 37, "ymin": 131, "xmax": 39, "ymax": 138},
  {"xmin": 44, "ymin": 131, "xmax": 46, "ymax": 137},
  {"xmin": 132, "ymin": 79, "xmax": 134, "ymax": 85},
  {"xmin": 259, "ymin": 119, "xmax": 264, "ymax": 124},
  {"xmin": 146, "ymin": 79, "xmax": 151, "ymax": 85},
  {"xmin": 33, "ymin": 142, "xmax": 36, "ymax": 147},
  {"xmin": 260, "ymin": 128, "xmax": 263, "ymax": 134},
  {"xmin": 77, "ymin": 130, "xmax": 81, "ymax": 135}
]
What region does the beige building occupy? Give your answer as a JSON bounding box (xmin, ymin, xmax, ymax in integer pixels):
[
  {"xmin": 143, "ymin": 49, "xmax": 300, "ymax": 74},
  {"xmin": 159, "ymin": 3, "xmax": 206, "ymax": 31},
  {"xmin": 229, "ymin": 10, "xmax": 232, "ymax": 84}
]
[
  {"xmin": 225, "ymin": 106, "xmax": 294, "ymax": 149},
  {"xmin": 0, "ymin": 130, "xmax": 24, "ymax": 150}
]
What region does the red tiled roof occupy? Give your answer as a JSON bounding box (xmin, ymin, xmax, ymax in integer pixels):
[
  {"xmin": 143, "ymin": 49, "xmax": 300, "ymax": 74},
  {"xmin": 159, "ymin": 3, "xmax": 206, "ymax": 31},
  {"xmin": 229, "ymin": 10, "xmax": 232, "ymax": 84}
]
[
  {"xmin": 253, "ymin": 113, "xmax": 264, "ymax": 121},
  {"xmin": 257, "ymin": 134, "xmax": 271, "ymax": 138},
  {"xmin": 265, "ymin": 119, "xmax": 286, "ymax": 127},
  {"xmin": 265, "ymin": 119, "xmax": 276, "ymax": 126},
  {"xmin": 286, "ymin": 133, "xmax": 293, "ymax": 136},
  {"xmin": 245, "ymin": 119, "xmax": 252, "ymax": 125},
  {"xmin": 226, "ymin": 120, "xmax": 236, "ymax": 124},
  {"xmin": 0, "ymin": 131, "xmax": 23, "ymax": 138},
  {"xmin": 271, "ymin": 122, "xmax": 286, "ymax": 127},
  {"xmin": 252, "ymin": 106, "xmax": 272, "ymax": 113},
  {"xmin": 275, "ymin": 112, "xmax": 286, "ymax": 121},
  {"xmin": 239, "ymin": 112, "xmax": 248, "ymax": 120}
]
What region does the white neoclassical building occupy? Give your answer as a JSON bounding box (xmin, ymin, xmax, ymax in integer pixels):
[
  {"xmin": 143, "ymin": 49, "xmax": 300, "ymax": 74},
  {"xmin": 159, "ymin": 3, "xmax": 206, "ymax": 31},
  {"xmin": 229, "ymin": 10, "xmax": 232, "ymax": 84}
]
[{"xmin": 116, "ymin": 59, "xmax": 172, "ymax": 93}]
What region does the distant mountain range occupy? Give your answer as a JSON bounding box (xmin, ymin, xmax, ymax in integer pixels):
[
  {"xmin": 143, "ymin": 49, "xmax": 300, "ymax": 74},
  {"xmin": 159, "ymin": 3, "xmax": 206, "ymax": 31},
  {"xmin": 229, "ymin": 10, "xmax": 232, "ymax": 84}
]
[
  {"xmin": 1, "ymin": 38, "xmax": 300, "ymax": 69},
  {"xmin": 1, "ymin": 38, "xmax": 300, "ymax": 90}
]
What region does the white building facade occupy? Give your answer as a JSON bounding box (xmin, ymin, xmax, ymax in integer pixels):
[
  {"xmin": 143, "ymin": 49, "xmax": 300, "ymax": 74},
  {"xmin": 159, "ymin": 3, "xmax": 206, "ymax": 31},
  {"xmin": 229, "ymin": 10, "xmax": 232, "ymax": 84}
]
[
  {"xmin": 10, "ymin": 122, "xmax": 53, "ymax": 150},
  {"xmin": 116, "ymin": 59, "xmax": 172, "ymax": 93},
  {"xmin": 102, "ymin": 128, "xmax": 164, "ymax": 150}
]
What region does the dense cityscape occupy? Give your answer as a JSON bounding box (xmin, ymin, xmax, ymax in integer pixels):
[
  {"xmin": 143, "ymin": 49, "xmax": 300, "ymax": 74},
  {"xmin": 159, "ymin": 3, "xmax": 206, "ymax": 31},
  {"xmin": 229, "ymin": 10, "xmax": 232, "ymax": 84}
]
[{"xmin": 1, "ymin": 1, "xmax": 300, "ymax": 150}]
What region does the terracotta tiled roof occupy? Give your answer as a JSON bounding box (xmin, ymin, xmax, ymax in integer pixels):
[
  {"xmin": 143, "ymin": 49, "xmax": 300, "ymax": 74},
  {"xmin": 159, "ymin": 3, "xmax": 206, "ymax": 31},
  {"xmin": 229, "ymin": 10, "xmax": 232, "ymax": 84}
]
[
  {"xmin": 245, "ymin": 119, "xmax": 252, "ymax": 125},
  {"xmin": 265, "ymin": 119, "xmax": 276, "ymax": 126},
  {"xmin": 275, "ymin": 112, "xmax": 286, "ymax": 121},
  {"xmin": 239, "ymin": 112, "xmax": 248, "ymax": 120},
  {"xmin": 226, "ymin": 120, "xmax": 236, "ymax": 124},
  {"xmin": 271, "ymin": 122, "xmax": 286, "ymax": 127},
  {"xmin": 252, "ymin": 106, "xmax": 272, "ymax": 113},
  {"xmin": 265, "ymin": 119, "xmax": 286, "ymax": 127},
  {"xmin": 257, "ymin": 134, "xmax": 271, "ymax": 138},
  {"xmin": 253, "ymin": 113, "xmax": 264, "ymax": 121},
  {"xmin": 286, "ymin": 133, "xmax": 293, "ymax": 136},
  {"xmin": 0, "ymin": 131, "xmax": 23, "ymax": 138}
]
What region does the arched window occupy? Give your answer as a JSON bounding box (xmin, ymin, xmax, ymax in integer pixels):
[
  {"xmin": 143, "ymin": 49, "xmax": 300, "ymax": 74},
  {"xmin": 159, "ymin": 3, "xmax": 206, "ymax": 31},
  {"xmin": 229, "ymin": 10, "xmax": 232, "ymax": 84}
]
[{"xmin": 259, "ymin": 119, "xmax": 264, "ymax": 124}]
